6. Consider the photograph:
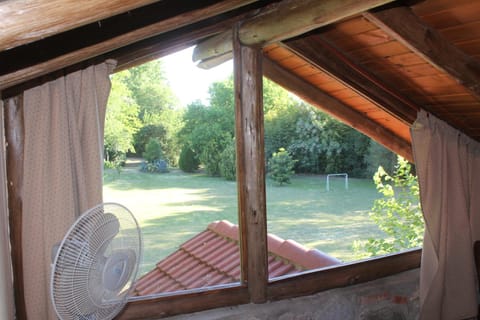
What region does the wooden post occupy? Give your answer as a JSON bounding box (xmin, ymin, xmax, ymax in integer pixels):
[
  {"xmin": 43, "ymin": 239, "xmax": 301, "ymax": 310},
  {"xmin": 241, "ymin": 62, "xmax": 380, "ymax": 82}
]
[
  {"xmin": 3, "ymin": 96, "xmax": 26, "ymax": 320},
  {"xmin": 233, "ymin": 24, "xmax": 268, "ymax": 303}
]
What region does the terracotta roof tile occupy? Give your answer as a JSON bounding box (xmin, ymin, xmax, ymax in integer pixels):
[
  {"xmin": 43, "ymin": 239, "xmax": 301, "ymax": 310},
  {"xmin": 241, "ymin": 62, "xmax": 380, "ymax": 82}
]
[{"xmin": 134, "ymin": 220, "xmax": 341, "ymax": 296}]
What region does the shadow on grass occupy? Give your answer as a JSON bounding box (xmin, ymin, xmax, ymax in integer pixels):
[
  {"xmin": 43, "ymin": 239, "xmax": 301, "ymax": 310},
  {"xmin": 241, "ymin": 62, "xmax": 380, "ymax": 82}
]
[{"xmin": 104, "ymin": 168, "xmax": 384, "ymax": 273}]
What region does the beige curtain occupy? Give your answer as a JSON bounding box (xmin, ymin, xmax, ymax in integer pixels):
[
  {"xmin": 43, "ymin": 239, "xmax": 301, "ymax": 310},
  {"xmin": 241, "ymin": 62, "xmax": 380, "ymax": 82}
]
[
  {"xmin": 411, "ymin": 110, "xmax": 480, "ymax": 320},
  {"xmin": 0, "ymin": 100, "xmax": 15, "ymax": 320},
  {"xmin": 22, "ymin": 60, "xmax": 116, "ymax": 320}
]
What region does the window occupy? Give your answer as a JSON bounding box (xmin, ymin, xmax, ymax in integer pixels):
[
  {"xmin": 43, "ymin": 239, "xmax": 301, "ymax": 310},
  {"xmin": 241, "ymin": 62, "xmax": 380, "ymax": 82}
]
[{"xmin": 103, "ymin": 45, "xmax": 421, "ymax": 319}]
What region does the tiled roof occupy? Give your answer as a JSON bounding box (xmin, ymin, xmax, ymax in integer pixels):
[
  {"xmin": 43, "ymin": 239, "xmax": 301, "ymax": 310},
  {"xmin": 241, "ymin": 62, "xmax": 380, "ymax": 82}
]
[{"xmin": 134, "ymin": 220, "xmax": 341, "ymax": 296}]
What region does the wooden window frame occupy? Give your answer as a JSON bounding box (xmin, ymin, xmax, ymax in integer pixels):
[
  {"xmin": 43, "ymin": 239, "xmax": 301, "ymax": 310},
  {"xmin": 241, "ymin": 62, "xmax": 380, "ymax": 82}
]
[{"xmin": 116, "ymin": 27, "xmax": 421, "ymax": 320}]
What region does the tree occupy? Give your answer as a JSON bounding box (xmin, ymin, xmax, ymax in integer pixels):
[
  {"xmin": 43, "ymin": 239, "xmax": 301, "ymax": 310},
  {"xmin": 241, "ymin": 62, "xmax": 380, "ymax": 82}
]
[
  {"xmin": 104, "ymin": 71, "xmax": 140, "ymax": 163},
  {"xmin": 178, "ymin": 81, "xmax": 235, "ymax": 177},
  {"xmin": 122, "ymin": 60, "xmax": 177, "ymax": 124},
  {"xmin": 354, "ymin": 156, "xmax": 424, "ymax": 258},
  {"xmin": 219, "ymin": 138, "xmax": 236, "ymax": 181},
  {"xmin": 178, "ymin": 145, "xmax": 200, "ymax": 173},
  {"xmin": 118, "ymin": 60, "xmax": 183, "ymax": 163},
  {"xmin": 268, "ymin": 148, "xmax": 296, "ymax": 185},
  {"xmin": 143, "ymin": 138, "xmax": 163, "ymax": 163}
]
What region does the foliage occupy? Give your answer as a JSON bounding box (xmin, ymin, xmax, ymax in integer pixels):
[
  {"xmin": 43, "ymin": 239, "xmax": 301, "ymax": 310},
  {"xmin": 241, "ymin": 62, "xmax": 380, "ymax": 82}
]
[
  {"xmin": 178, "ymin": 145, "xmax": 200, "ymax": 173},
  {"xmin": 178, "ymin": 82, "xmax": 235, "ymax": 177},
  {"xmin": 133, "ymin": 124, "xmax": 178, "ymax": 165},
  {"xmin": 364, "ymin": 141, "xmax": 397, "ymax": 178},
  {"xmin": 104, "ymin": 72, "xmax": 140, "ymax": 162},
  {"xmin": 140, "ymin": 159, "xmax": 169, "ymax": 173},
  {"xmin": 219, "ymin": 138, "xmax": 236, "ymax": 181},
  {"xmin": 118, "ymin": 60, "xmax": 182, "ymax": 164},
  {"xmin": 268, "ymin": 148, "xmax": 296, "ymax": 185},
  {"xmin": 104, "ymin": 160, "xmax": 123, "ymax": 173},
  {"xmin": 263, "ymin": 79, "xmax": 301, "ymax": 160},
  {"xmin": 143, "ymin": 138, "xmax": 163, "ymax": 163},
  {"xmin": 198, "ymin": 132, "xmax": 231, "ymax": 176},
  {"xmin": 122, "ymin": 60, "xmax": 177, "ymax": 124},
  {"xmin": 354, "ymin": 156, "xmax": 424, "ymax": 258}
]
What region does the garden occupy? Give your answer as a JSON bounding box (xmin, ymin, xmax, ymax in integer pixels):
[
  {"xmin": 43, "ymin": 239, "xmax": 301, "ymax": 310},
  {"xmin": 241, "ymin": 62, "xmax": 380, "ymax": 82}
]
[{"xmin": 103, "ymin": 60, "xmax": 423, "ymax": 275}]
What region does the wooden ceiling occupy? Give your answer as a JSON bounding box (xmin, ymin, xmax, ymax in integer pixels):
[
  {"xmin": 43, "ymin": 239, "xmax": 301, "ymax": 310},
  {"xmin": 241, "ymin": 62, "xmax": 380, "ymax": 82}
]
[{"xmin": 2, "ymin": 0, "xmax": 480, "ymax": 161}]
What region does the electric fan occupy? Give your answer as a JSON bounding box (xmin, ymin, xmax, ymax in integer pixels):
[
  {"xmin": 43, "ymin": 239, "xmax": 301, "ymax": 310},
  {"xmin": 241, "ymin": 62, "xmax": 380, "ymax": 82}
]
[{"xmin": 51, "ymin": 202, "xmax": 142, "ymax": 320}]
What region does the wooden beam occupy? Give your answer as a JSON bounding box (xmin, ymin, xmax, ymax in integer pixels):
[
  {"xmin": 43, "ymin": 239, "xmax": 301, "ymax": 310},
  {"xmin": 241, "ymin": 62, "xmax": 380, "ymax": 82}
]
[
  {"xmin": 263, "ymin": 57, "xmax": 413, "ymax": 162},
  {"xmin": 3, "ymin": 96, "xmax": 26, "ymax": 320},
  {"xmin": 0, "ymin": 0, "xmax": 161, "ymax": 51},
  {"xmin": 193, "ymin": 0, "xmax": 396, "ymax": 66},
  {"xmin": 118, "ymin": 285, "xmax": 249, "ymax": 320},
  {"xmin": 111, "ymin": 2, "xmax": 263, "ymax": 72},
  {"xmin": 0, "ymin": 0, "xmax": 257, "ymax": 91},
  {"xmin": 363, "ymin": 5, "xmax": 480, "ymax": 99},
  {"xmin": 268, "ymin": 249, "xmax": 421, "ymax": 300},
  {"xmin": 284, "ymin": 36, "xmax": 419, "ymax": 125},
  {"xmin": 233, "ymin": 25, "xmax": 268, "ymax": 303}
]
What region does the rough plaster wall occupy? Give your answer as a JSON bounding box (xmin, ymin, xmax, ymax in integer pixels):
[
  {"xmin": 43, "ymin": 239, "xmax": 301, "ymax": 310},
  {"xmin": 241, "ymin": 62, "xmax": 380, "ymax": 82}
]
[{"xmin": 166, "ymin": 269, "xmax": 419, "ymax": 320}]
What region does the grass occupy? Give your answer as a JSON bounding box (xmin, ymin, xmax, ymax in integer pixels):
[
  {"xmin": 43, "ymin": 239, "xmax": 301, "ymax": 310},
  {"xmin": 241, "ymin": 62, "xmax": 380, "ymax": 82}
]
[{"xmin": 103, "ymin": 167, "xmax": 384, "ymax": 275}]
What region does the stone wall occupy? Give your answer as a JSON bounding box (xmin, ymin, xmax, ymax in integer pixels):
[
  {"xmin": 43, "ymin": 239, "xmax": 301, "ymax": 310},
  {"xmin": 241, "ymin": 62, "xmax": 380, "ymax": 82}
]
[{"xmin": 165, "ymin": 269, "xmax": 419, "ymax": 320}]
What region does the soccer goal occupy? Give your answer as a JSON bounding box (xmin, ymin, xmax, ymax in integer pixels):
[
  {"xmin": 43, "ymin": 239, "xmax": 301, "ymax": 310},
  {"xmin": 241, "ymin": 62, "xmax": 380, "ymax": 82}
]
[{"xmin": 326, "ymin": 173, "xmax": 349, "ymax": 191}]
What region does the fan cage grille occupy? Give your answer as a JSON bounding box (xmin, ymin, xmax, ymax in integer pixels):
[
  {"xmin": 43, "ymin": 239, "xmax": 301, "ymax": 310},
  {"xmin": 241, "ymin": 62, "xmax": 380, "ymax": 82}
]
[{"xmin": 51, "ymin": 203, "xmax": 142, "ymax": 320}]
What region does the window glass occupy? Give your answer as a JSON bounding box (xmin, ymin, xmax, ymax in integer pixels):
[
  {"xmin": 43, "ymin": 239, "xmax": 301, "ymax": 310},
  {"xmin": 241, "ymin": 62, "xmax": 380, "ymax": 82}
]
[
  {"xmin": 262, "ymin": 79, "xmax": 423, "ymax": 280},
  {"xmin": 103, "ymin": 48, "xmax": 242, "ymax": 295}
]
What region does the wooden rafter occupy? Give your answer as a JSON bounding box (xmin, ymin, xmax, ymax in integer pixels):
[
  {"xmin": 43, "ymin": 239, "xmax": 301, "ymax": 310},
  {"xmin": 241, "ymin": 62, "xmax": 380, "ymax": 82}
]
[
  {"xmin": 263, "ymin": 57, "xmax": 413, "ymax": 162},
  {"xmin": 284, "ymin": 36, "xmax": 419, "ymax": 125},
  {"xmin": 193, "ymin": 0, "xmax": 396, "ymax": 67},
  {"xmin": 363, "ymin": 5, "xmax": 480, "ymax": 99},
  {"xmin": 0, "ymin": 0, "xmax": 160, "ymax": 51},
  {"xmin": 0, "ymin": 0, "xmax": 257, "ymax": 91}
]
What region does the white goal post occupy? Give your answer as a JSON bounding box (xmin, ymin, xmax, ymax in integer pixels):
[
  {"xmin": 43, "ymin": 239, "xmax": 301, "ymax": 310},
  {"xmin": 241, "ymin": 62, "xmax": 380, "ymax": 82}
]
[{"xmin": 326, "ymin": 173, "xmax": 349, "ymax": 191}]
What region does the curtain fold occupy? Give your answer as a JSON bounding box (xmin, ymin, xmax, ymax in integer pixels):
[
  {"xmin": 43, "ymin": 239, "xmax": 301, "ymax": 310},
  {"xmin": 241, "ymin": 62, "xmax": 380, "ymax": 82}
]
[
  {"xmin": 21, "ymin": 60, "xmax": 116, "ymax": 320},
  {"xmin": 411, "ymin": 110, "xmax": 480, "ymax": 320}
]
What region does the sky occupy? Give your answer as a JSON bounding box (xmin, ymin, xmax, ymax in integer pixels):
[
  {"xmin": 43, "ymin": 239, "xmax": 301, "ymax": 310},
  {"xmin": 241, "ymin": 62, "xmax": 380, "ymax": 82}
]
[{"xmin": 161, "ymin": 46, "xmax": 233, "ymax": 107}]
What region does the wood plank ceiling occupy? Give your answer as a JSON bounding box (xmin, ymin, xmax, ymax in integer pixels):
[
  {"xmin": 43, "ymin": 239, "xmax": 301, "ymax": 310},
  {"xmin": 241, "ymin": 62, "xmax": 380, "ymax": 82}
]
[{"xmin": 2, "ymin": 0, "xmax": 480, "ymax": 158}]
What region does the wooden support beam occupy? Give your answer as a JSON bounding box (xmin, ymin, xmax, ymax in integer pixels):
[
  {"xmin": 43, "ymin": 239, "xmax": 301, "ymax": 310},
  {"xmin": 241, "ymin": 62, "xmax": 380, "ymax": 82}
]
[
  {"xmin": 3, "ymin": 96, "xmax": 26, "ymax": 320},
  {"xmin": 193, "ymin": 0, "xmax": 396, "ymax": 67},
  {"xmin": 118, "ymin": 285, "xmax": 249, "ymax": 319},
  {"xmin": 0, "ymin": 0, "xmax": 160, "ymax": 51},
  {"xmin": 284, "ymin": 36, "xmax": 419, "ymax": 125},
  {"xmin": 0, "ymin": 0, "xmax": 257, "ymax": 91},
  {"xmin": 363, "ymin": 5, "xmax": 480, "ymax": 99},
  {"xmin": 263, "ymin": 57, "xmax": 413, "ymax": 162},
  {"xmin": 268, "ymin": 249, "xmax": 421, "ymax": 300},
  {"xmin": 233, "ymin": 25, "xmax": 268, "ymax": 303}
]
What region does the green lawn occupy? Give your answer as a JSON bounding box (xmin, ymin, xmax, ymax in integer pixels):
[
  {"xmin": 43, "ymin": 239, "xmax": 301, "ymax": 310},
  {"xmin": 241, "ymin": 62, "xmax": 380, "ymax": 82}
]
[{"xmin": 103, "ymin": 167, "xmax": 384, "ymax": 275}]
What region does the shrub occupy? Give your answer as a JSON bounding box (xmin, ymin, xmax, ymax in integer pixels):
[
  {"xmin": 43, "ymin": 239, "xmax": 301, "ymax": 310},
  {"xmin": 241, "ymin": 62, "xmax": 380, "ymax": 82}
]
[
  {"xmin": 220, "ymin": 139, "xmax": 236, "ymax": 181},
  {"xmin": 178, "ymin": 145, "xmax": 200, "ymax": 173},
  {"xmin": 268, "ymin": 148, "xmax": 296, "ymax": 185},
  {"xmin": 353, "ymin": 156, "xmax": 424, "ymax": 258},
  {"xmin": 143, "ymin": 138, "xmax": 163, "ymax": 163}
]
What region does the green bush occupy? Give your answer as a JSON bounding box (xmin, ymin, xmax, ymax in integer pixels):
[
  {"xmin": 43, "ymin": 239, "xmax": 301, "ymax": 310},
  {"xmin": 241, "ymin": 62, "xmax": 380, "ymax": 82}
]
[
  {"xmin": 178, "ymin": 145, "xmax": 200, "ymax": 173},
  {"xmin": 220, "ymin": 139, "xmax": 236, "ymax": 181},
  {"xmin": 143, "ymin": 138, "xmax": 163, "ymax": 163},
  {"xmin": 268, "ymin": 148, "xmax": 296, "ymax": 185},
  {"xmin": 353, "ymin": 156, "xmax": 424, "ymax": 258}
]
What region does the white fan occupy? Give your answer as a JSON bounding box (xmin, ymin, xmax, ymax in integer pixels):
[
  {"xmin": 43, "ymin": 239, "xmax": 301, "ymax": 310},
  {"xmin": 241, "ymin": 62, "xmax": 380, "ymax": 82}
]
[{"xmin": 51, "ymin": 202, "xmax": 142, "ymax": 320}]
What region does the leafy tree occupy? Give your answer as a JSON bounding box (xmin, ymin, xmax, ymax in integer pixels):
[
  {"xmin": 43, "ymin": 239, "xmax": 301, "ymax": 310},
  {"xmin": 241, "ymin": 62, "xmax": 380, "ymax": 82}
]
[
  {"xmin": 365, "ymin": 141, "xmax": 397, "ymax": 178},
  {"xmin": 115, "ymin": 60, "xmax": 183, "ymax": 164},
  {"xmin": 143, "ymin": 138, "xmax": 163, "ymax": 163},
  {"xmin": 219, "ymin": 138, "xmax": 236, "ymax": 181},
  {"xmin": 122, "ymin": 60, "xmax": 177, "ymax": 124},
  {"xmin": 178, "ymin": 145, "xmax": 200, "ymax": 173},
  {"xmin": 268, "ymin": 148, "xmax": 296, "ymax": 185},
  {"xmin": 354, "ymin": 156, "xmax": 424, "ymax": 258},
  {"xmin": 104, "ymin": 72, "xmax": 140, "ymax": 162},
  {"xmin": 178, "ymin": 82, "xmax": 235, "ymax": 177}
]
